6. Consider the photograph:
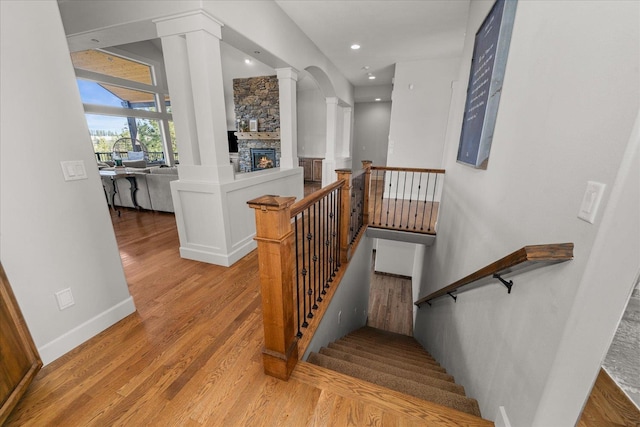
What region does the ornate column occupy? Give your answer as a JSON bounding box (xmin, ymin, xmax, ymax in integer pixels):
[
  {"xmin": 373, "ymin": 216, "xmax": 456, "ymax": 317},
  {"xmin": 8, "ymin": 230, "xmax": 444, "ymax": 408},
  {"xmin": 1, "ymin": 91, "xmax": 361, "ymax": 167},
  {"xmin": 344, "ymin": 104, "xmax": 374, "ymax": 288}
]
[{"xmin": 276, "ymin": 68, "xmax": 299, "ymax": 169}]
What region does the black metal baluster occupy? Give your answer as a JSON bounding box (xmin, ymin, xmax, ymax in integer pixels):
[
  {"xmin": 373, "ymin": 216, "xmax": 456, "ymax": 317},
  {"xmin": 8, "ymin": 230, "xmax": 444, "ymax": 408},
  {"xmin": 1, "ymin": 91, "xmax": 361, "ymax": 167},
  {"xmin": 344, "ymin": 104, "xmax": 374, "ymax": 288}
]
[
  {"xmin": 414, "ymin": 172, "xmax": 422, "ymax": 230},
  {"xmin": 333, "ymin": 187, "xmax": 344, "ymax": 270},
  {"xmin": 374, "ymin": 170, "xmax": 382, "ymax": 226},
  {"xmin": 326, "ymin": 191, "xmax": 333, "ymax": 285},
  {"xmin": 406, "ymin": 172, "xmax": 415, "ymax": 229},
  {"xmin": 421, "ymin": 173, "xmax": 431, "ymax": 231},
  {"xmin": 306, "ymin": 207, "xmax": 315, "ymax": 314},
  {"xmin": 399, "ymin": 171, "xmax": 408, "ymax": 228},
  {"xmin": 320, "ymin": 196, "xmax": 327, "ymax": 295},
  {"xmin": 294, "ymin": 215, "xmax": 302, "ymax": 337},
  {"xmin": 300, "ymin": 211, "xmax": 308, "ymax": 327},
  {"xmin": 385, "ymin": 171, "xmax": 392, "ymax": 226},
  {"xmin": 314, "ymin": 202, "xmax": 322, "ymax": 304},
  {"xmin": 428, "ymin": 174, "xmax": 438, "ymax": 232},
  {"xmin": 392, "ymin": 171, "xmax": 401, "ymax": 227}
]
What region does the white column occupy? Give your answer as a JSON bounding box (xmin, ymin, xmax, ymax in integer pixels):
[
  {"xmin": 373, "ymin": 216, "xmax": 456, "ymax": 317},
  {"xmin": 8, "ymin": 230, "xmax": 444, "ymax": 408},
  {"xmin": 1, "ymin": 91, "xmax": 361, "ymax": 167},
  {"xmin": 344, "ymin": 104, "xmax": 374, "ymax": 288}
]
[
  {"xmin": 276, "ymin": 68, "xmax": 298, "ymax": 169},
  {"xmin": 323, "ymin": 97, "xmax": 339, "ymax": 186},
  {"xmin": 155, "ymin": 11, "xmax": 234, "ymax": 266},
  {"xmin": 342, "ymin": 106, "xmax": 353, "ymax": 166},
  {"xmin": 155, "ymin": 11, "xmax": 233, "ymax": 183},
  {"xmin": 159, "ymin": 34, "xmax": 200, "ymax": 166}
]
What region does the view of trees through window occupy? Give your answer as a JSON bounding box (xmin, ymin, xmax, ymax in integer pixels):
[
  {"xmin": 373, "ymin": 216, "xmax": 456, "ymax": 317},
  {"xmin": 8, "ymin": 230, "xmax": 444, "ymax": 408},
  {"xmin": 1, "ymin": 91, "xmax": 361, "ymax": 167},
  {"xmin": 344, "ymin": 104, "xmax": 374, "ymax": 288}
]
[
  {"xmin": 73, "ymin": 49, "xmax": 177, "ymax": 164},
  {"xmin": 89, "ymin": 117, "xmax": 177, "ymax": 158}
]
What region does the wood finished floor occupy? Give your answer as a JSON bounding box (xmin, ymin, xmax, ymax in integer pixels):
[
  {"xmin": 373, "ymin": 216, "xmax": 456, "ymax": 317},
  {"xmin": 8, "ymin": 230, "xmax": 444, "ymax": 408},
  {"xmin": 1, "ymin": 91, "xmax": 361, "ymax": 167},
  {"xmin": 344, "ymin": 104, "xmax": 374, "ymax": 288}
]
[
  {"xmin": 5, "ymin": 208, "xmax": 486, "ymax": 426},
  {"xmin": 367, "ymin": 270, "xmax": 413, "ymax": 337}
]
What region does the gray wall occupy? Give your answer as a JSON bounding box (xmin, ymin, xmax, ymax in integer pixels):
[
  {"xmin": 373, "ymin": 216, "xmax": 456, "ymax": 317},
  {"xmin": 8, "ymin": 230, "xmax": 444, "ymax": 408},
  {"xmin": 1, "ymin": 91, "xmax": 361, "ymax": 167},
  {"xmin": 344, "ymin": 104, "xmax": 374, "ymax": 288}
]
[
  {"xmin": 409, "ymin": 1, "xmax": 639, "ymax": 425},
  {"xmin": 303, "ymin": 236, "xmax": 373, "ymax": 358},
  {"xmin": 352, "ymin": 101, "xmax": 391, "ymax": 168},
  {"xmin": 1, "ymin": 1, "xmax": 135, "ymax": 364}
]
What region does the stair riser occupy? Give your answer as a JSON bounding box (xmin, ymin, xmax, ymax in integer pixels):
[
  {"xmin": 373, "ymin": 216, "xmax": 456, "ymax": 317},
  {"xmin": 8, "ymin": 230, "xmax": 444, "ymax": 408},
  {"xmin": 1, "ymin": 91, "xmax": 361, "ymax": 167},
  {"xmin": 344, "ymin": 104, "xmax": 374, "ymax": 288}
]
[
  {"xmin": 339, "ymin": 337, "xmax": 438, "ymax": 363},
  {"xmin": 318, "ymin": 347, "xmax": 464, "ymax": 395},
  {"xmin": 330, "ymin": 342, "xmax": 444, "ymax": 370},
  {"xmin": 328, "ymin": 343, "xmax": 448, "ymax": 375},
  {"xmin": 308, "ymin": 352, "xmax": 481, "ymax": 417}
]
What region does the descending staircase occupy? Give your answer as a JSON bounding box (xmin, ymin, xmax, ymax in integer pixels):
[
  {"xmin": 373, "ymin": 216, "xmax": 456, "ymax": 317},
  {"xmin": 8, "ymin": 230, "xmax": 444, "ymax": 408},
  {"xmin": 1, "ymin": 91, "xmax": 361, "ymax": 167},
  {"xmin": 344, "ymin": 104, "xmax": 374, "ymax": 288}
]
[{"xmin": 307, "ymin": 326, "xmax": 482, "ymax": 418}]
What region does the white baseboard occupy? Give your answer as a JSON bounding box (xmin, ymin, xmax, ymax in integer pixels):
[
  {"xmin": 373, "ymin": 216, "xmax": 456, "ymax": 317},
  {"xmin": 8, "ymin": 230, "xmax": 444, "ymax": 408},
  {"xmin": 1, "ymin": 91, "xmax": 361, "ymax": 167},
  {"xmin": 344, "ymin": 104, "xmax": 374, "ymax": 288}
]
[
  {"xmin": 180, "ymin": 236, "xmax": 257, "ymax": 267},
  {"xmin": 38, "ymin": 296, "xmax": 136, "ymax": 365}
]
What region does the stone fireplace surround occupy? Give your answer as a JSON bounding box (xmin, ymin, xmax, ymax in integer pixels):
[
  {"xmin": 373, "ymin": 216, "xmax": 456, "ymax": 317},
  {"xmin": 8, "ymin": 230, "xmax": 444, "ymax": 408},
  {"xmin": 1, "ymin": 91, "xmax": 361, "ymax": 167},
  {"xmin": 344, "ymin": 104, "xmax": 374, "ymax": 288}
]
[{"xmin": 236, "ymin": 131, "xmax": 280, "ymax": 173}]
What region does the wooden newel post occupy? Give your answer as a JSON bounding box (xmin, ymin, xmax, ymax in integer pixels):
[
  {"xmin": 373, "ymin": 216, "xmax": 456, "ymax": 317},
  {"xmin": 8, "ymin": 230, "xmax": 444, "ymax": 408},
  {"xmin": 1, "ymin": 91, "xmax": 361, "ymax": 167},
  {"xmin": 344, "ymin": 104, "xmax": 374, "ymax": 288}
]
[
  {"xmin": 247, "ymin": 195, "xmax": 298, "ymax": 381},
  {"xmin": 336, "ymin": 169, "xmax": 352, "ymax": 264},
  {"xmin": 361, "ymin": 160, "xmax": 372, "ymax": 226}
]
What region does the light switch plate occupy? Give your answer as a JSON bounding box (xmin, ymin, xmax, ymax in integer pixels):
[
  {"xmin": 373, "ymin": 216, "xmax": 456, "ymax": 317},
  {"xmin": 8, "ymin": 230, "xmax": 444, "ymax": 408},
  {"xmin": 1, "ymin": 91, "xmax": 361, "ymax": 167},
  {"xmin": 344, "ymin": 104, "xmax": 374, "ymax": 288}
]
[
  {"xmin": 61, "ymin": 160, "xmax": 87, "ymax": 181},
  {"xmin": 578, "ymin": 181, "xmax": 606, "ymax": 224}
]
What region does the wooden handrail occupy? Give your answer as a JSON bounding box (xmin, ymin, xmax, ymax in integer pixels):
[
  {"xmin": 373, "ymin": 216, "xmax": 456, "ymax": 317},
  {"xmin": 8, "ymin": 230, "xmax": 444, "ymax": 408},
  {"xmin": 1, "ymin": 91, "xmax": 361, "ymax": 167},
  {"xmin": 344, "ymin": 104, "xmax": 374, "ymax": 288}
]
[
  {"xmin": 415, "ymin": 243, "xmax": 574, "ymax": 306},
  {"xmin": 371, "ymin": 165, "xmax": 446, "ymax": 174},
  {"xmin": 290, "ymin": 180, "xmax": 344, "ymax": 217}
]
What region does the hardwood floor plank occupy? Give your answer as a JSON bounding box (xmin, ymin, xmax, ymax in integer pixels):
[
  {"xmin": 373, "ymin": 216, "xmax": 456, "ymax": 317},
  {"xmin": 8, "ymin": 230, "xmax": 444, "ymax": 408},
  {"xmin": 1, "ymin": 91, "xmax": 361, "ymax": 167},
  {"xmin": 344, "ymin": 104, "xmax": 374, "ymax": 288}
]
[{"xmin": 5, "ymin": 209, "xmax": 488, "ymax": 426}]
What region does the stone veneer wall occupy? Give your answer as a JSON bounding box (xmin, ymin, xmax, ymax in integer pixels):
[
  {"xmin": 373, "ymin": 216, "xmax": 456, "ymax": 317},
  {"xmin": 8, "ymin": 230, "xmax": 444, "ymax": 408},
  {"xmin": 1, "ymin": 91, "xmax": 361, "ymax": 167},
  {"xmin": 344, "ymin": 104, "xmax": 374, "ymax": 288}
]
[
  {"xmin": 233, "ymin": 75, "xmax": 279, "ymax": 132},
  {"xmin": 238, "ymin": 139, "xmax": 281, "ymax": 173},
  {"xmin": 233, "ymin": 75, "xmax": 281, "ymax": 173}
]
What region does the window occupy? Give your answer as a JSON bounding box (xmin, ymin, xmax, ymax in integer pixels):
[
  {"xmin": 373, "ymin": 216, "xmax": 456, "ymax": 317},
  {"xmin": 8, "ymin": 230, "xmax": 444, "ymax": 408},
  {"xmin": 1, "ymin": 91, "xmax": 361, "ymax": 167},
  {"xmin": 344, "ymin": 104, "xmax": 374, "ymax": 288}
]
[{"xmin": 71, "ymin": 49, "xmax": 176, "ymax": 165}]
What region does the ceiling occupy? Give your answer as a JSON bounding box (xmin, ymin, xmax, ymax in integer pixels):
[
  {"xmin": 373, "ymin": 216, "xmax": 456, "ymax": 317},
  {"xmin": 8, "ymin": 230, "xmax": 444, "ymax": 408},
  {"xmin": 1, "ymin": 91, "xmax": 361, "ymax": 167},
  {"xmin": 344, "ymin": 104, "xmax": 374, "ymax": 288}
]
[
  {"xmin": 59, "ymin": 1, "xmax": 471, "ymax": 103},
  {"xmin": 275, "ymin": 1, "xmax": 470, "ymax": 88}
]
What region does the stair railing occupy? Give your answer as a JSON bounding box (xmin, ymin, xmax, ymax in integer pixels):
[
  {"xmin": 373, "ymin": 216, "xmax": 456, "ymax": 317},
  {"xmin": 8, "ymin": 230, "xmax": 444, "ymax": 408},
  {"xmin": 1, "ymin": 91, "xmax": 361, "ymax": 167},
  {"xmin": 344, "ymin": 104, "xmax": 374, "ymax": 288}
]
[
  {"xmin": 368, "ymin": 165, "xmax": 445, "ymax": 234},
  {"xmin": 248, "ymin": 167, "xmax": 367, "ymax": 380},
  {"xmin": 415, "ymin": 243, "xmax": 574, "ymax": 307}
]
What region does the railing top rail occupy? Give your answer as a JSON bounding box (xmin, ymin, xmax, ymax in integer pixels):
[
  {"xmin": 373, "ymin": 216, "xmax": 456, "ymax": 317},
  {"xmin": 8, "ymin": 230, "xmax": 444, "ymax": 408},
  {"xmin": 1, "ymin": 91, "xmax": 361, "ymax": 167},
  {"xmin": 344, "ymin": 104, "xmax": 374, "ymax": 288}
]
[
  {"xmin": 415, "ymin": 243, "xmax": 574, "ymax": 306},
  {"xmin": 371, "ymin": 166, "xmax": 446, "ymax": 174},
  {"xmin": 290, "ymin": 179, "xmax": 345, "ymax": 217}
]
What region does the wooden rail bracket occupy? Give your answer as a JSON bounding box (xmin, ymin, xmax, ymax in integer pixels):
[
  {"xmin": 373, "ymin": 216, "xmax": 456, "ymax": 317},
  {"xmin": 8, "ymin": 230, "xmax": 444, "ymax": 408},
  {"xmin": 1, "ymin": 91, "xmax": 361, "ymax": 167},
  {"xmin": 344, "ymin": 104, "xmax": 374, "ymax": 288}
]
[{"xmin": 493, "ymin": 274, "xmax": 513, "ymax": 294}]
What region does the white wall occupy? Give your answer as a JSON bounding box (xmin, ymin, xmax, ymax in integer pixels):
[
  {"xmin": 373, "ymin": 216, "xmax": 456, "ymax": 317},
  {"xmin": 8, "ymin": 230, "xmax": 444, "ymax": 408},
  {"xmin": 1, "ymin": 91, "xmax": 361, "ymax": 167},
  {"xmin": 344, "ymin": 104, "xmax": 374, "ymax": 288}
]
[
  {"xmin": 412, "ymin": 1, "xmax": 639, "ymax": 425},
  {"xmin": 387, "ymin": 58, "xmax": 460, "ymax": 169},
  {"xmin": 374, "ymin": 240, "xmax": 415, "ymax": 277},
  {"xmin": 352, "ymin": 101, "xmax": 391, "ymax": 168},
  {"xmin": 304, "ymin": 235, "xmax": 373, "ymax": 358},
  {"xmin": 0, "ymin": 0, "xmax": 135, "ymax": 364},
  {"xmin": 297, "ymin": 74, "xmax": 327, "ymax": 158}
]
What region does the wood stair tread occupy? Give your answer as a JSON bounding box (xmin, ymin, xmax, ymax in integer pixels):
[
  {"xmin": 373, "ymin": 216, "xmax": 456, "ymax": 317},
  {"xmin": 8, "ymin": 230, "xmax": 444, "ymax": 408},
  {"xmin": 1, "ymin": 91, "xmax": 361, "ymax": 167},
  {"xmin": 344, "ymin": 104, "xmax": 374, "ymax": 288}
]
[
  {"xmin": 328, "ymin": 342, "xmax": 446, "ymax": 372},
  {"xmin": 306, "ymin": 327, "xmax": 487, "ymax": 420},
  {"xmin": 319, "ymin": 347, "xmax": 462, "ymax": 393},
  {"xmin": 308, "ymin": 352, "xmax": 481, "ymax": 417},
  {"xmin": 292, "ymin": 361, "xmax": 493, "ymax": 426},
  {"xmin": 338, "ymin": 336, "xmax": 438, "ymax": 363}
]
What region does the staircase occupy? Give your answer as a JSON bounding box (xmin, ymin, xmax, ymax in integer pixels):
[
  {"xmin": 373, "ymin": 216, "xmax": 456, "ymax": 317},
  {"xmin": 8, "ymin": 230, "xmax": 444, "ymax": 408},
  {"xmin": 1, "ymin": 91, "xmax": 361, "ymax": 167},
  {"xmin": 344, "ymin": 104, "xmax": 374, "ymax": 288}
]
[{"xmin": 307, "ymin": 326, "xmax": 483, "ymax": 418}]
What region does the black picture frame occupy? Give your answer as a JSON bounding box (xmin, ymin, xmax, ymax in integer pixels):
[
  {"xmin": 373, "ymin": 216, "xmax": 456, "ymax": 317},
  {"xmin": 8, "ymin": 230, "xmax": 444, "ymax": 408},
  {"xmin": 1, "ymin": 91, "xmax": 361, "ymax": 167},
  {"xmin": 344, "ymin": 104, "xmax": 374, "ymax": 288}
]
[{"xmin": 457, "ymin": 0, "xmax": 518, "ymax": 169}]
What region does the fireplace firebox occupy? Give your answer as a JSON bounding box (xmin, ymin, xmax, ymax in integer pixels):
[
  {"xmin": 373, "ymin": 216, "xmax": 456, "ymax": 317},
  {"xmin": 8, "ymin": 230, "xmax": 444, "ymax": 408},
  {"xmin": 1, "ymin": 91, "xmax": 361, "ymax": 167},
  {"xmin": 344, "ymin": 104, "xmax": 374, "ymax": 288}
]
[{"xmin": 250, "ymin": 148, "xmax": 277, "ymax": 171}]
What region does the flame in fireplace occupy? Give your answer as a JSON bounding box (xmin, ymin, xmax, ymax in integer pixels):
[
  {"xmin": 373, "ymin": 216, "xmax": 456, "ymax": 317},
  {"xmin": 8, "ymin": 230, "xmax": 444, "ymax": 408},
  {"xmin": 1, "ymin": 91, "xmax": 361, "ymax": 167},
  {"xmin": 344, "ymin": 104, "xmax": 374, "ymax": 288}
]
[{"xmin": 258, "ymin": 156, "xmax": 274, "ymax": 169}]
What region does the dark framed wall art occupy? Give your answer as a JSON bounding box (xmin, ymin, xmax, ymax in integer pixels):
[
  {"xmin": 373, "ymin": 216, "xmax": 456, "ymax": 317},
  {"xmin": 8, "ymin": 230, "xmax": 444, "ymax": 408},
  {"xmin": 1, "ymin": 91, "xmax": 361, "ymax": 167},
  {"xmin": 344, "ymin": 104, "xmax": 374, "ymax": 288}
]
[{"xmin": 457, "ymin": 0, "xmax": 518, "ymax": 169}]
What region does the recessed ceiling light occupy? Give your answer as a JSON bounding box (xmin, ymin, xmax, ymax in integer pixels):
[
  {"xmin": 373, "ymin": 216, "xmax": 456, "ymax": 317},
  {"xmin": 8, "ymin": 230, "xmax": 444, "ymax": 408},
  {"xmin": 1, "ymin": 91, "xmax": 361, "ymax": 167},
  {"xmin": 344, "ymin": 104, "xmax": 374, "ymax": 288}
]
[
  {"xmin": 362, "ymin": 65, "xmax": 370, "ymax": 71},
  {"xmin": 351, "ymin": 44, "xmax": 361, "ymax": 50},
  {"xmin": 375, "ymin": 98, "xmax": 381, "ymax": 101},
  {"xmin": 244, "ymin": 59, "xmax": 253, "ymax": 65},
  {"xmin": 368, "ymin": 75, "xmax": 376, "ymax": 80}
]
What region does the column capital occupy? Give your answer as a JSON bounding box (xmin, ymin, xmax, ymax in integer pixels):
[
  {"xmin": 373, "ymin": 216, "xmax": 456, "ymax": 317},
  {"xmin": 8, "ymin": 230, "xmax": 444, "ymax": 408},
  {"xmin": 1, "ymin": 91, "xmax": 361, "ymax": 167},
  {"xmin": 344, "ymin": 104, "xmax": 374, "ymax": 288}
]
[
  {"xmin": 154, "ymin": 10, "xmax": 223, "ymax": 39},
  {"xmin": 326, "ymin": 97, "xmax": 339, "ymax": 106},
  {"xmin": 276, "ymin": 68, "xmax": 299, "ymax": 81}
]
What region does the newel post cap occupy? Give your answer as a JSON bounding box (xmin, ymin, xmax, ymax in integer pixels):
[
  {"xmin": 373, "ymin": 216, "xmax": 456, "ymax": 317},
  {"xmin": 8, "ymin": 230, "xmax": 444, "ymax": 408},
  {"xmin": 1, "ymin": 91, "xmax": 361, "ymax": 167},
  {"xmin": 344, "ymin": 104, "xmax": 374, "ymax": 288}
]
[{"xmin": 247, "ymin": 195, "xmax": 296, "ymax": 211}]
